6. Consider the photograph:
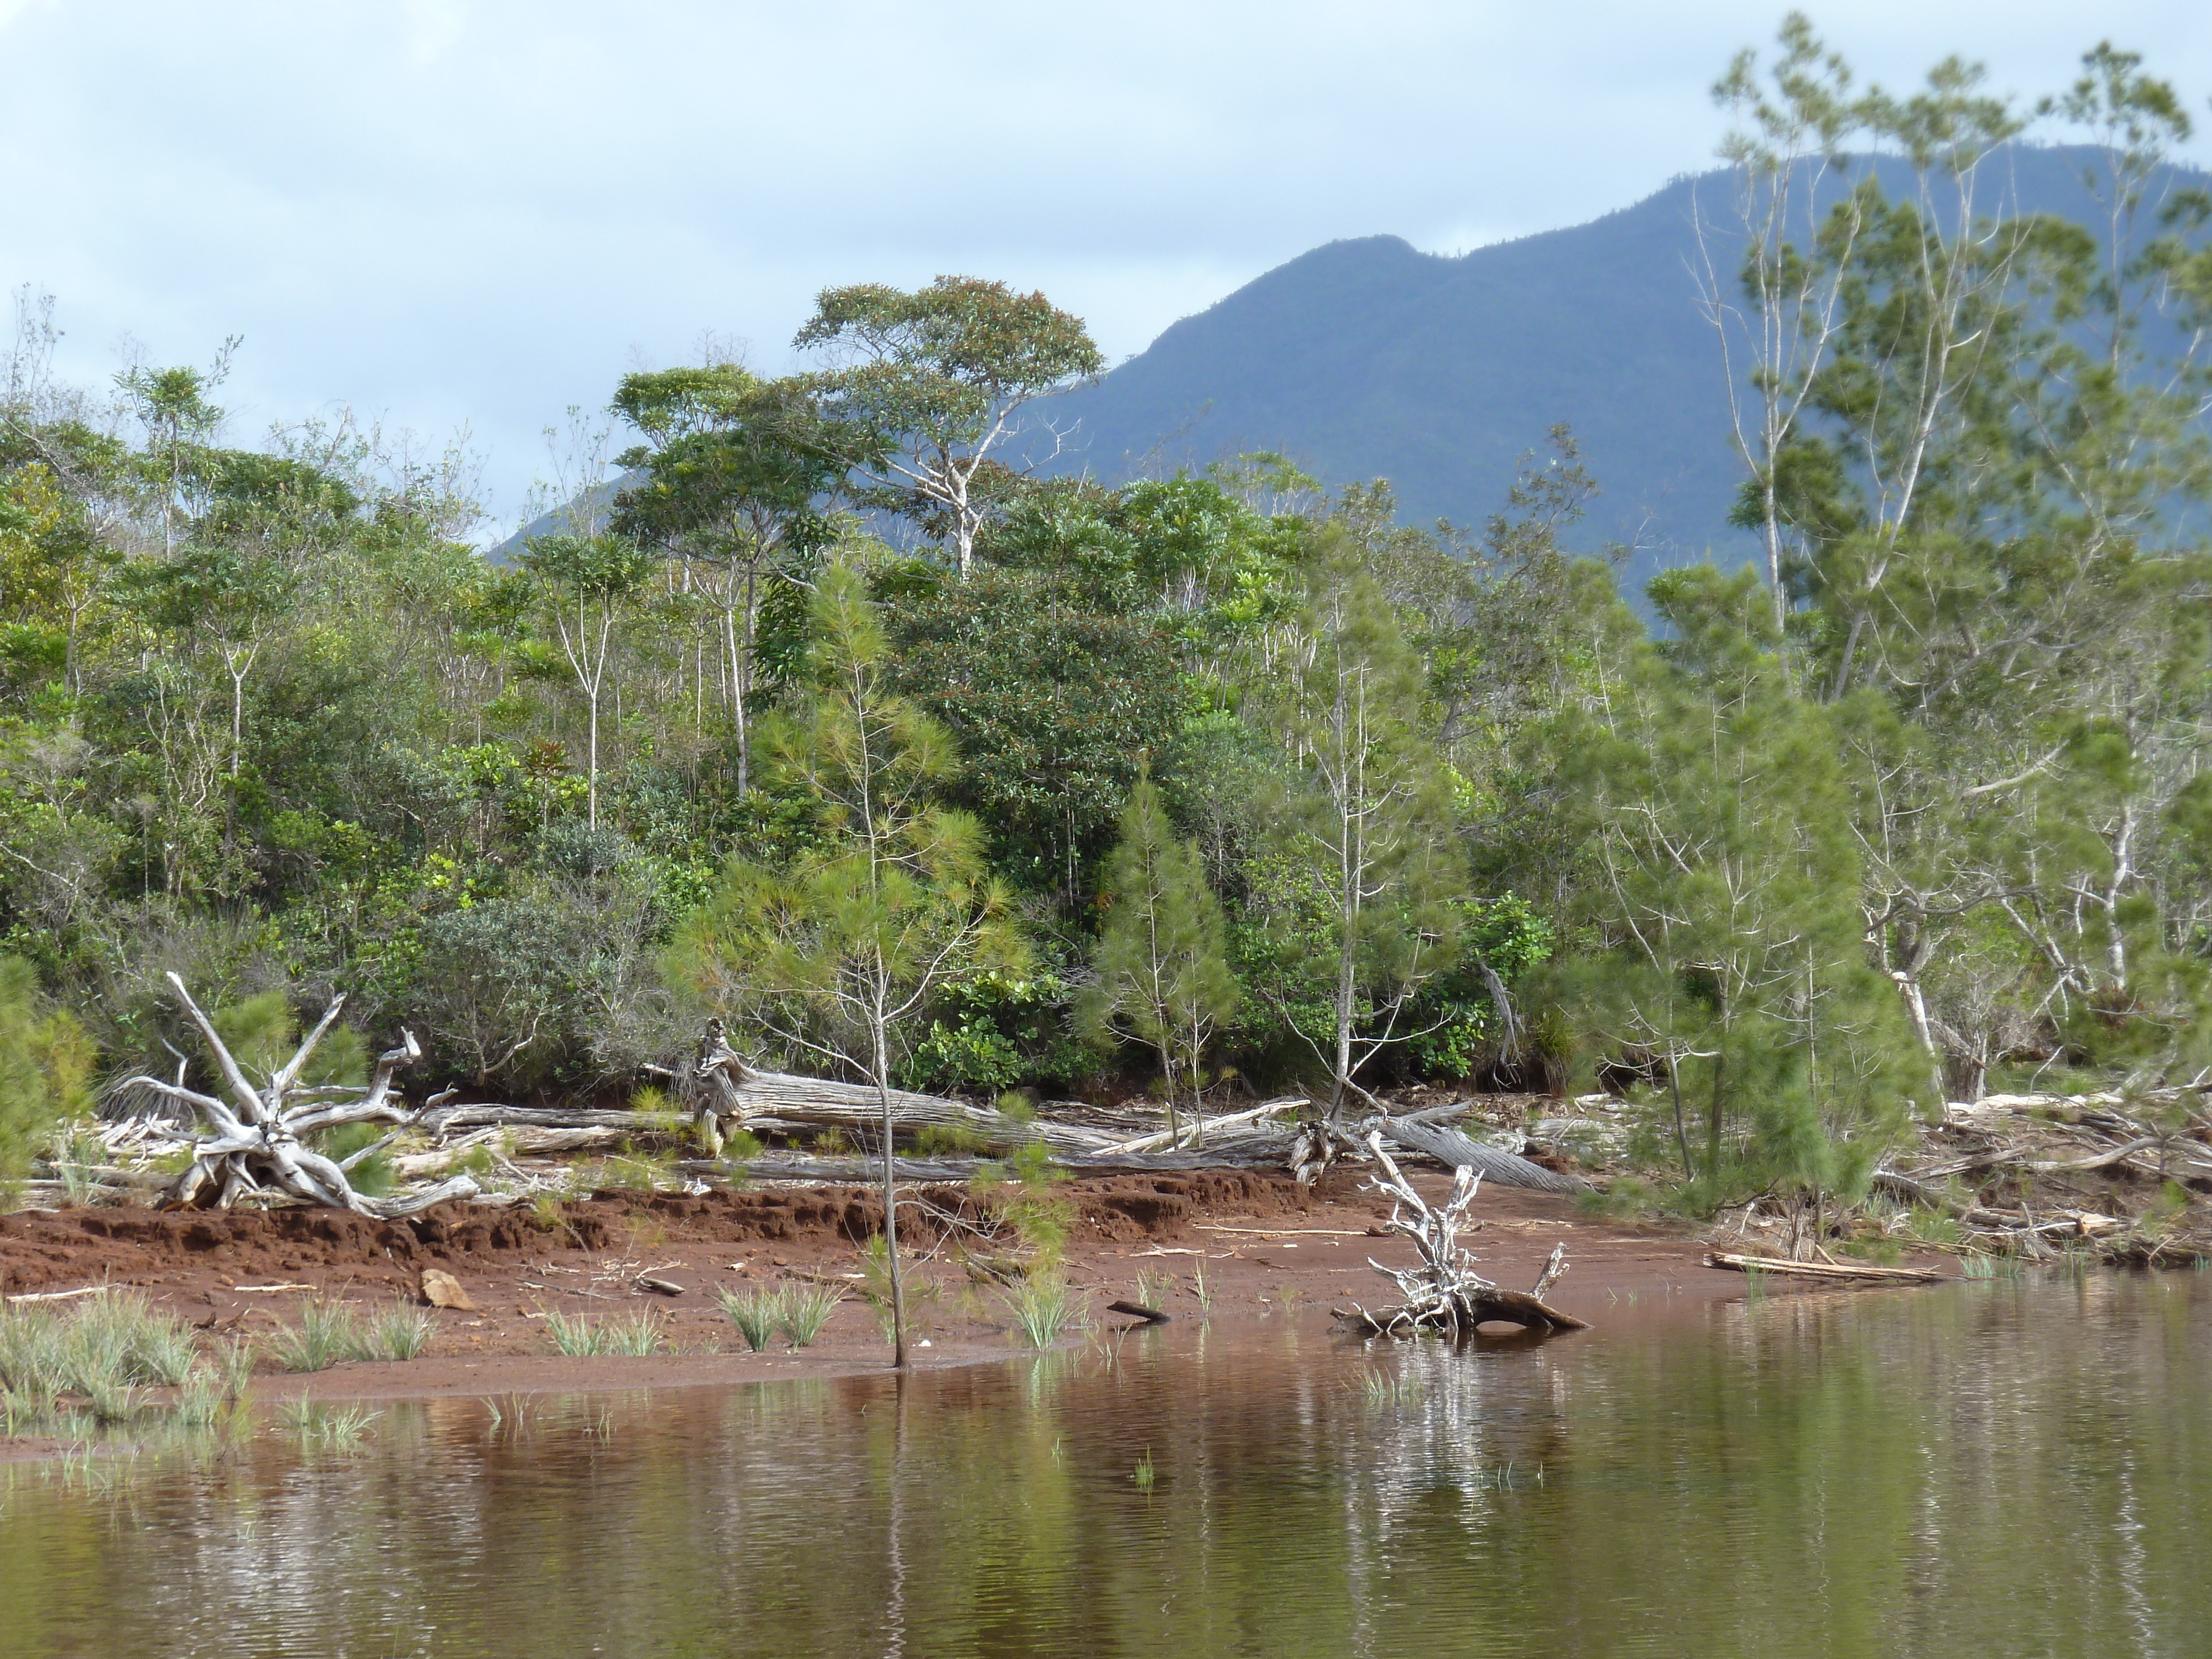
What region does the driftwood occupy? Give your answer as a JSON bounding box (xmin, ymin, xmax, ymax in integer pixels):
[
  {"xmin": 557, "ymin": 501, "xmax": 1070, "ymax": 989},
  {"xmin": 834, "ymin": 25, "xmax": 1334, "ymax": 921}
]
[
  {"xmin": 1873, "ymin": 1169, "xmax": 2122, "ymax": 1239},
  {"xmin": 680, "ymin": 1140, "xmax": 1299, "ymax": 1185},
  {"xmin": 1334, "ymin": 1131, "xmax": 1588, "ymax": 1337},
  {"xmin": 1107, "ymin": 1300, "xmax": 1171, "ymax": 1324},
  {"xmin": 1705, "ymin": 1251, "xmax": 1945, "ymax": 1284},
  {"xmin": 119, "ymin": 972, "xmax": 478, "ymax": 1219},
  {"xmin": 1378, "ymin": 1115, "xmax": 1593, "ymax": 1194},
  {"xmin": 678, "ymin": 1020, "xmax": 1123, "ymax": 1157},
  {"xmin": 1288, "ymin": 1112, "xmax": 1594, "ymax": 1193},
  {"xmin": 1094, "ymin": 1099, "xmax": 1304, "ymax": 1156}
]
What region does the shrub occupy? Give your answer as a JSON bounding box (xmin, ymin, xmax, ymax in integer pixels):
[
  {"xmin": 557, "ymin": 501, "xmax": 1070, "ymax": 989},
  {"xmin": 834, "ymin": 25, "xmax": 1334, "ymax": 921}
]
[{"xmin": 0, "ymin": 956, "xmax": 95, "ymax": 1195}]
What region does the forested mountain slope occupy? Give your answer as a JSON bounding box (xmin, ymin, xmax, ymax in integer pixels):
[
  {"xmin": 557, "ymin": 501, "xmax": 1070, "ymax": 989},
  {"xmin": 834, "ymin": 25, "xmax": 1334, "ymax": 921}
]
[{"xmin": 1040, "ymin": 145, "xmax": 2210, "ymax": 590}]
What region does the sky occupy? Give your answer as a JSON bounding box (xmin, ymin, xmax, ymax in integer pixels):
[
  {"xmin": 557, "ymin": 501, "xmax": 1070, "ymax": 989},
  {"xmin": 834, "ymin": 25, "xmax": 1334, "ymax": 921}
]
[{"xmin": 4, "ymin": 1, "xmax": 2211, "ymax": 534}]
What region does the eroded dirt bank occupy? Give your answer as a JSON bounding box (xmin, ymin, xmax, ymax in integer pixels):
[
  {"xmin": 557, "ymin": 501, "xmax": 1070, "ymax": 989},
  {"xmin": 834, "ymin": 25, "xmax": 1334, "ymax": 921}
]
[{"xmin": 0, "ymin": 1172, "xmax": 1924, "ymax": 1404}]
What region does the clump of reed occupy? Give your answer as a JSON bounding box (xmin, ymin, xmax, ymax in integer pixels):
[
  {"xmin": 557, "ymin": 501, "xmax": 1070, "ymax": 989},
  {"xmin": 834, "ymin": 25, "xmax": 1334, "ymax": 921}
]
[
  {"xmin": 1002, "ymin": 1272, "xmax": 1082, "ymax": 1349},
  {"xmin": 267, "ymin": 1300, "xmax": 361, "ymax": 1374},
  {"xmin": 0, "ymin": 1289, "xmax": 249, "ymax": 1434},
  {"xmin": 280, "ymin": 1398, "xmax": 376, "ymax": 1452},
  {"xmin": 715, "ymin": 1286, "xmax": 784, "ymax": 1352},
  {"xmin": 778, "ymin": 1284, "xmax": 842, "ymax": 1348},
  {"xmin": 542, "ymin": 1308, "xmax": 667, "ymax": 1358},
  {"xmin": 346, "ymin": 1302, "xmax": 436, "ymax": 1362}
]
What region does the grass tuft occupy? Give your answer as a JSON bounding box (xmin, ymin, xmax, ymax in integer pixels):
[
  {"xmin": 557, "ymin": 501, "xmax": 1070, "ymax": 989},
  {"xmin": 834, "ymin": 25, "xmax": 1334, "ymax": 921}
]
[
  {"xmin": 1003, "ymin": 1273, "xmax": 1081, "ymax": 1349},
  {"xmin": 716, "ymin": 1286, "xmax": 785, "ymax": 1352},
  {"xmin": 1361, "ymin": 1368, "xmax": 1426, "ymax": 1408},
  {"xmin": 348, "ymin": 1301, "xmax": 436, "ymax": 1362},
  {"xmin": 281, "ymin": 1397, "xmax": 375, "ymax": 1451},
  {"xmin": 544, "ymin": 1307, "xmax": 666, "ymax": 1357},
  {"xmin": 268, "ymin": 1300, "xmax": 360, "ymax": 1373},
  {"xmin": 777, "ymin": 1284, "xmax": 842, "ymax": 1348}
]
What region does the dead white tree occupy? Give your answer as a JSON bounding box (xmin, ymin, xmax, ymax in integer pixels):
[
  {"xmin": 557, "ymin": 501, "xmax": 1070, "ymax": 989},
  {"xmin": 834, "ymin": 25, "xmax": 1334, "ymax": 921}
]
[
  {"xmin": 1335, "ymin": 1130, "xmax": 1587, "ymax": 1337},
  {"xmin": 123, "ymin": 972, "xmax": 477, "ymax": 1217}
]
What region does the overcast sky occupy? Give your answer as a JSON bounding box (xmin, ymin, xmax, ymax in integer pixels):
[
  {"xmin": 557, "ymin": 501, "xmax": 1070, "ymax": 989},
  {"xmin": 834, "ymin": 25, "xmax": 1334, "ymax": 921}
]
[{"xmin": 4, "ymin": 1, "xmax": 2210, "ymax": 532}]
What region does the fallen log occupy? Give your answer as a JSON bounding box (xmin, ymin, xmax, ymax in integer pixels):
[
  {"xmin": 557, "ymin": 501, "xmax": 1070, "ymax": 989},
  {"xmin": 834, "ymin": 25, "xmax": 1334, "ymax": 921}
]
[
  {"xmin": 1377, "ymin": 1115, "xmax": 1593, "ymax": 1194},
  {"xmin": 1705, "ymin": 1251, "xmax": 1945, "ymax": 1284},
  {"xmin": 1875, "ymin": 1169, "xmax": 2124, "ymax": 1236},
  {"xmin": 1107, "ymin": 1300, "xmax": 1171, "ymax": 1324},
  {"xmin": 422, "ymin": 1105, "xmax": 657, "ymax": 1136},
  {"xmin": 1094, "ymin": 1099, "xmax": 1303, "ymax": 1156},
  {"xmin": 679, "ymin": 1021, "xmax": 1123, "ymax": 1156},
  {"xmin": 682, "ymin": 1141, "xmax": 1298, "ymax": 1185}
]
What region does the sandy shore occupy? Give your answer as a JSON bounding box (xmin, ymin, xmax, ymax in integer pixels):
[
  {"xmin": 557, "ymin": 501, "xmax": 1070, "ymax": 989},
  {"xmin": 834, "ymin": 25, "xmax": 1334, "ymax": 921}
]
[{"xmin": 0, "ymin": 1170, "xmax": 1948, "ymax": 1408}]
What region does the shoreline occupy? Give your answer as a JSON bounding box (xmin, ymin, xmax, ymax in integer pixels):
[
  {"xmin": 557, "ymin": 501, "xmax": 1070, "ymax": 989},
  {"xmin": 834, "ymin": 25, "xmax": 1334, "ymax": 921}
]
[{"xmin": 2, "ymin": 1171, "xmax": 1953, "ymax": 1446}]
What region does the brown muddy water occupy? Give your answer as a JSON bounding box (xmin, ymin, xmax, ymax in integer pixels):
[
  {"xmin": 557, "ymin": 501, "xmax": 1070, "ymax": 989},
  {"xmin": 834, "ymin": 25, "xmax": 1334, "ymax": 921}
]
[{"xmin": 1, "ymin": 1272, "xmax": 2206, "ymax": 1658}]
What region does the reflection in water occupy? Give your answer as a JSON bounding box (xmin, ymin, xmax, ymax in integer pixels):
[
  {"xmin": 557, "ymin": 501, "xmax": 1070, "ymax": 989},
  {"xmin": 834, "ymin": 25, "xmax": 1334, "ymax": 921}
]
[{"xmin": 1, "ymin": 1275, "xmax": 2206, "ymax": 1658}]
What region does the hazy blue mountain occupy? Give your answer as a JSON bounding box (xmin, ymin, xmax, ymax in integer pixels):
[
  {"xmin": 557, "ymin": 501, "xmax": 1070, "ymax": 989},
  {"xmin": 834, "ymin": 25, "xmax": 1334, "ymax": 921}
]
[{"xmin": 1034, "ymin": 146, "xmax": 2207, "ymax": 594}]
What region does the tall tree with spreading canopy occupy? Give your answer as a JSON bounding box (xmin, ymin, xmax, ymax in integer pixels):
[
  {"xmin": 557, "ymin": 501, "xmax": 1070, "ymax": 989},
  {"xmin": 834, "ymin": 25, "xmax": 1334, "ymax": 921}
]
[
  {"xmin": 795, "ymin": 278, "xmax": 1103, "ymax": 578},
  {"xmin": 612, "ymin": 366, "xmax": 844, "ymax": 792}
]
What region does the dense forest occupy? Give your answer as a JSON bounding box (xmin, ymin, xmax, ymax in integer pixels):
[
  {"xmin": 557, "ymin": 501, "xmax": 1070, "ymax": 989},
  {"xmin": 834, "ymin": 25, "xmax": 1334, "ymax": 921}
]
[{"xmin": 4, "ymin": 21, "xmax": 2212, "ymax": 1216}]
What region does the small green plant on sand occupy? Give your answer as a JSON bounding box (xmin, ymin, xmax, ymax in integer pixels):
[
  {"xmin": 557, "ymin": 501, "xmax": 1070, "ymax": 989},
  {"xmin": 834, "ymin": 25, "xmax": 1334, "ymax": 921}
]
[
  {"xmin": 269, "ymin": 1300, "xmax": 361, "ymax": 1373},
  {"xmin": 348, "ymin": 1302, "xmax": 436, "ymax": 1362},
  {"xmin": 1131, "ymin": 1449, "xmax": 1156, "ymax": 1490},
  {"xmin": 716, "ymin": 1286, "xmax": 785, "ymax": 1352},
  {"xmin": 778, "ymin": 1284, "xmax": 842, "ymax": 1348},
  {"xmin": 544, "ymin": 1307, "xmax": 666, "ymax": 1357},
  {"xmin": 543, "ymin": 1308, "xmax": 609, "ymax": 1357}
]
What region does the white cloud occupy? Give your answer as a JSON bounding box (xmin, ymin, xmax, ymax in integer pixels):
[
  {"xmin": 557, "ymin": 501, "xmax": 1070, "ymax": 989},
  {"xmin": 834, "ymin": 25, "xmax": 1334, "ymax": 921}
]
[{"xmin": 3, "ymin": 1, "xmax": 2208, "ymax": 528}]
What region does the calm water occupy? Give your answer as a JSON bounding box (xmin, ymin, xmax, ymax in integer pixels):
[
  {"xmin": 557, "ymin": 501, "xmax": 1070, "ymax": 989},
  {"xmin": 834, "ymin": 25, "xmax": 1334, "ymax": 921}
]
[{"xmin": 2, "ymin": 1274, "xmax": 2206, "ymax": 1658}]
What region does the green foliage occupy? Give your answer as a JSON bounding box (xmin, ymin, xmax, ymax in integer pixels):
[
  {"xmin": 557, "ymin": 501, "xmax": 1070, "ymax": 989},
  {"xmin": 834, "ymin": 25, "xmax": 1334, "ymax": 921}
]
[
  {"xmin": 915, "ymin": 1122, "xmax": 990, "ymax": 1156},
  {"xmin": 796, "ymin": 276, "xmax": 1104, "ymax": 576},
  {"xmin": 1551, "ymin": 568, "xmax": 1923, "ymax": 1199},
  {"xmin": 313, "ymin": 1121, "xmax": 397, "ymax": 1197},
  {"xmin": 1240, "ymin": 549, "xmax": 1469, "ymax": 1109},
  {"xmin": 977, "ymin": 1139, "xmax": 1073, "ymax": 1265},
  {"xmin": 1078, "ymin": 773, "xmax": 1239, "ymax": 1134},
  {"xmin": 1400, "ymin": 897, "xmax": 1556, "ymax": 1079},
  {"xmin": 885, "ymin": 565, "xmax": 1186, "ymax": 906},
  {"xmin": 899, "ymin": 968, "xmax": 1089, "ymax": 1095},
  {"xmin": 0, "ymin": 956, "xmax": 93, "ymax": 1193}
]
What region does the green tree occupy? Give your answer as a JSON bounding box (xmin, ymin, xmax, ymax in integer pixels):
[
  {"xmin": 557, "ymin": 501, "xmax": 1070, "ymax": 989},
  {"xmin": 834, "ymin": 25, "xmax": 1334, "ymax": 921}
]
[
  {"xmin": 795, "ymin": 278, "xmax": 1103, "ymax": 578},
  {"xmin": 1246, "ymin": 542, "xmax": 1468, "ymax": 1116},
  {"xmin": 612, "ymin": 366, "xmax": 844, "ymax": 792},
  {"xmin": 668, "ymin": 565, "xmax": 1025, "ymax": 1367},
  {"xmin": 520, "ymin": 533, "xmax": 653, "ymax": 828},
  {"xmin": 1078, "ymin": 774, "xmax": 1239, "ymax": 1141},
  {"xmin": 1557, "ymin": 567, "xmax": 1923, "ymax": 1199}
]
